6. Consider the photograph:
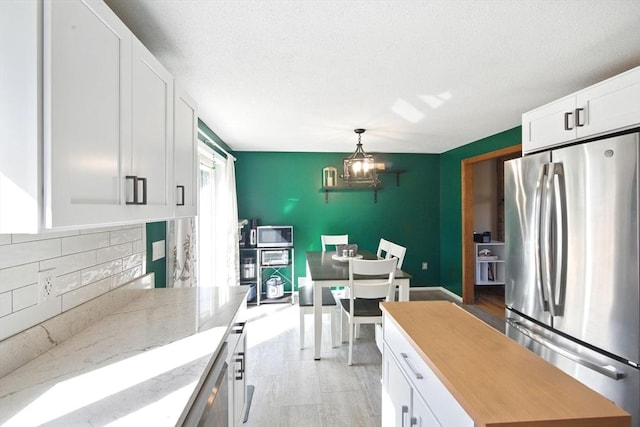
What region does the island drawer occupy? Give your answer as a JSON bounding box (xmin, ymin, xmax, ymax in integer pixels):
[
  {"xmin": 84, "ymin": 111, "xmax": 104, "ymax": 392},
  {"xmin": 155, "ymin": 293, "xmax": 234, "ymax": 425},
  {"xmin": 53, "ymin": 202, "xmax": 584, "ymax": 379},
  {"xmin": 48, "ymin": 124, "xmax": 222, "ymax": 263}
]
[{"xmin": 383, "ymin": 315, "xmax": 473, "ymax": 427}]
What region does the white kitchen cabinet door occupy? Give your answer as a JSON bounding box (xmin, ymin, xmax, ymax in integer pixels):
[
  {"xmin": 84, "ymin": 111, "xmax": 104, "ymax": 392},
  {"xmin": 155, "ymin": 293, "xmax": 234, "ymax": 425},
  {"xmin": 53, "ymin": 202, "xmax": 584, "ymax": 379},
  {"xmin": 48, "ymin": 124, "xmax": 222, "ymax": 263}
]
[
  {"xmin": 47, "ymin": 0, "xmax": 133, "ymax": 229},
  {"xmin": 521, "ymin": 95, "xmax": 576, "ymax": 154},
  {"xmin": 576, "ymin": 66, "xmax": 640, "ymax": 139},
  {"xmin": 412, "ymin": 391, "xmax": 440, "ymax": 427},
  {"xmin": 382, "ymin": 349, "xmax": 412, "ymax": 427},
  {"xmin": 0, "ymin": 1, "xmax": 40, "ymax": 233},
  {"xmin": 129, "ymin": 37, "xmax": 174, "ymax": 220},
  {"xmin": 173, "ymin": 84, "xmax": 198, "ymax": 217},
  {"xmin": 382, "ymin": 348, "xmax": 440, "ymax": 427},
  {"xmin": 523, "ymin": 66, "xmax": 640, "ymax": 154}
]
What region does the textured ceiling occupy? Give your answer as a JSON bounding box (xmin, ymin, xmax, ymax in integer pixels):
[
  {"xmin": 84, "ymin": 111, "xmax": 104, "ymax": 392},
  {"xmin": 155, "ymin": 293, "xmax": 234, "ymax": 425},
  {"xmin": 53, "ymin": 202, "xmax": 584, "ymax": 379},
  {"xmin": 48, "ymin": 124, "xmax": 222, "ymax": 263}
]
[{"xmin": 104, "ymin": 0, "xmax": 640, "ymax": 154}]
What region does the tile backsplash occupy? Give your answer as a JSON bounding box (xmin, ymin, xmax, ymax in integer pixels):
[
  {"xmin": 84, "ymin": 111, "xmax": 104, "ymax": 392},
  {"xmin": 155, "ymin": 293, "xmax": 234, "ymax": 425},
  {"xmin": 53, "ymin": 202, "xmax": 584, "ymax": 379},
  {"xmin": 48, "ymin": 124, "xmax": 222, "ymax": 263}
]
[{"xmin": 0, "ymin": 224, "xmax": 146, "ymax": 341}]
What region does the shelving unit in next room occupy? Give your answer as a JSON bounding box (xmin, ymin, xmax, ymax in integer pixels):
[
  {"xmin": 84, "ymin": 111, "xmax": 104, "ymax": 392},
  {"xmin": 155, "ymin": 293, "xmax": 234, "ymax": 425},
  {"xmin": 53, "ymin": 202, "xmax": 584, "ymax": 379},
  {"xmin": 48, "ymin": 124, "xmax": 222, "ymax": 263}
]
[{"xmin": 474, "ymin": 241, "xmax": 505, "ymax": 286}]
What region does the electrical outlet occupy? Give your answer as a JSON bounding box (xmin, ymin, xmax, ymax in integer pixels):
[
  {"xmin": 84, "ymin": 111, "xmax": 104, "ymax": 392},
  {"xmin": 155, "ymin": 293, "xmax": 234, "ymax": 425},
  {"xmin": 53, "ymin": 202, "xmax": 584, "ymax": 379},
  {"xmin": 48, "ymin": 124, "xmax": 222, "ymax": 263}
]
[
  {"xmin": 421, "ymin": 262, "xmax": 428, "ymax": 270},
  {"xmin": 38, "ymin": 269, "xmax": 56, "ymax": 304},
  {"xmin": 152, "ymin": 240, "xmax": 166, "ymax": 261}
]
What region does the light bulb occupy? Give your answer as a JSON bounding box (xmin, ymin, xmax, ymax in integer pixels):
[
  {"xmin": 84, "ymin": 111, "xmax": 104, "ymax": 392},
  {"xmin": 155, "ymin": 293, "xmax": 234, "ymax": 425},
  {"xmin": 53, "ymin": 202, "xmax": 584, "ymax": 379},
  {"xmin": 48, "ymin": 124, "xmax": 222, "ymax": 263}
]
[{"xmin": 352, "ymin": 161, "xmax": 362, "ymax": 174}]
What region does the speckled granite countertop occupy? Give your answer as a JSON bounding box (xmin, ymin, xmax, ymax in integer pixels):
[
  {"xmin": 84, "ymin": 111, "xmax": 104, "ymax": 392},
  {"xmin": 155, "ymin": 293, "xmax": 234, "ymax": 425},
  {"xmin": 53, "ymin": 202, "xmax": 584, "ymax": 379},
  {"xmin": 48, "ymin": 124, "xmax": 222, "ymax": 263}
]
[{"xmin": 0, "ymin": 286, "xmax": 248, "ymax": 426}]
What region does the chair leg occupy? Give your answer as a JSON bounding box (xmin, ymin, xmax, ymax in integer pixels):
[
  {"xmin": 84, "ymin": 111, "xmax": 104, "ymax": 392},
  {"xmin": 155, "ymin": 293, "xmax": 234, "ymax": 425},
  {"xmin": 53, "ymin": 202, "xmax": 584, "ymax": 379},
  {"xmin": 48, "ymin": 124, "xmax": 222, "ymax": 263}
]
[
  {"xmin": 299, "ymin": 308, "xmax": 305, "ymax": 350},
  {"xmin": 330, "ymin": 308, "xmax": 338, "ymax": 348},
  {"xmin": 355, "ymin": 324, "xmax": 361, "ymax": 339},
  {"xmin": 348, "ymin": 321, "xmax": 354, "ymax": 366},
  {"xmin": 341, "ymin": 311, "xmax": 348, "ymax": 343}
]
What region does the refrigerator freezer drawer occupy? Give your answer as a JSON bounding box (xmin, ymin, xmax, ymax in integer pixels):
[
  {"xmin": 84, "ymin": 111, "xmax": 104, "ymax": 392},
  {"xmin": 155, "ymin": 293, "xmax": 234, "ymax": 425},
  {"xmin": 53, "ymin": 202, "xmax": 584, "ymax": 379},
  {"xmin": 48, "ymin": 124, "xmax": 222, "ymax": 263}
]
[{"xmin": 506, "ymin": 313, "xmax": 639, "ymax": 427}]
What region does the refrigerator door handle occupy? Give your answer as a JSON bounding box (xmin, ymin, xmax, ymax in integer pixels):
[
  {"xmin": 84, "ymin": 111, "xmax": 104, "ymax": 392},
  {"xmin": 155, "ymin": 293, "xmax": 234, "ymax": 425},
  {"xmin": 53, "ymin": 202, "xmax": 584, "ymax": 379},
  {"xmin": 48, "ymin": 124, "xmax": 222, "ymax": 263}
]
[
  {"xmin": 550, "ymin": 163, "xmax": 566, "ymax": 317},
  {"xmin": 508, "ymin": 319, "xmax": 626, "ymax": 380},
  {"xmin": 534, "ymin": 164, "xmax": 549, "ymax": 312},
  {"xmin": 543, "ymin": 163, "xmax": 557, "ymax": 317}
]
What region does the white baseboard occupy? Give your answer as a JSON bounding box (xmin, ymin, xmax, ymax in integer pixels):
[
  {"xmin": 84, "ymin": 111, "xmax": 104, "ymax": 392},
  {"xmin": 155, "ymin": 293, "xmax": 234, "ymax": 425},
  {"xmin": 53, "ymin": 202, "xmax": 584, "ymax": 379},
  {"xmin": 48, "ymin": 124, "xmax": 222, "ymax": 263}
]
[{"xmin": 409, "ymin": 286, "xmax": 463, "ymax": 303}]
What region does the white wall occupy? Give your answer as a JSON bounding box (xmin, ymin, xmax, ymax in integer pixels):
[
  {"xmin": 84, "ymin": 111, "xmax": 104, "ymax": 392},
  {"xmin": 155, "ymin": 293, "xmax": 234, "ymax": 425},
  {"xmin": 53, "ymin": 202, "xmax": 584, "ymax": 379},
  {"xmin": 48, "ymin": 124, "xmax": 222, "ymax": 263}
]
[
  {"xmin": 0, "ymin": 224, "xmax": 146, "ymax": 340},
  {"xmin": 473, "ymin": 159, "xmax": 497, "ymax": 236}
]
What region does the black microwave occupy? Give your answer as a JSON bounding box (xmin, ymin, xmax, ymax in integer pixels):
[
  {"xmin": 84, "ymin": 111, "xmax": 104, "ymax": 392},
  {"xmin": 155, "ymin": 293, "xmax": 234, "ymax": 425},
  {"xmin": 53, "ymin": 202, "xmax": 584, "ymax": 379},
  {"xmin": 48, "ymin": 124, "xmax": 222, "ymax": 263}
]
[{"xmin": 257, "ymin": 225, "xmax": 293, "ymax": 248}]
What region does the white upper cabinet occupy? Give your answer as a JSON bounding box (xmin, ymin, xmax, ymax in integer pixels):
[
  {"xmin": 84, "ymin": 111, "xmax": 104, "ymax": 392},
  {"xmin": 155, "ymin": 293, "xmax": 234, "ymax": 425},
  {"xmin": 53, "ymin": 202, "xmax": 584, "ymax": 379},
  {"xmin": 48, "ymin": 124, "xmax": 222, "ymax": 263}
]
[
  {"xmin": 0, "ymin": 1, "xmax": 41, "ymax": 233},
  {"xmin": 130, "ymin": 37, "xmax": 174, "ymax": 220},
  {"xmin": 173, "ymin": 85, "xmax": 198, "ymax": 218},
  {"xmin": 523, "ymin": 66, "xmax": 640, "ymax": 154},
  {"xmin": 47, "ymin": 0, "xmax": 133, "ymax": 229},
  {"xmin": 575, "ymin": 68, "xmax": 640, "ymax": 138},
  {"xmin": 0, "ymin": 0, "xmax": 197, "ymax": 233}
]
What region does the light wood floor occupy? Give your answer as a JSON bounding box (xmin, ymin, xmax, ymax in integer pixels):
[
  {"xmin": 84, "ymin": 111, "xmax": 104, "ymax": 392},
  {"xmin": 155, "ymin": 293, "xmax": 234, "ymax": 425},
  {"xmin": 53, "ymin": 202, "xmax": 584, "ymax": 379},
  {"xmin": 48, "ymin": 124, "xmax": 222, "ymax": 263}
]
[
  {"xmin": 244, "ymin": 302, "xmax": 382, "ymax": 427},
  {"xmin": 243, "ymin": 290, "xmax": 505, "ymax": 426},
  {"xmin": 474, "ymin": 285, "xmax": 506, "ymax": 320}
]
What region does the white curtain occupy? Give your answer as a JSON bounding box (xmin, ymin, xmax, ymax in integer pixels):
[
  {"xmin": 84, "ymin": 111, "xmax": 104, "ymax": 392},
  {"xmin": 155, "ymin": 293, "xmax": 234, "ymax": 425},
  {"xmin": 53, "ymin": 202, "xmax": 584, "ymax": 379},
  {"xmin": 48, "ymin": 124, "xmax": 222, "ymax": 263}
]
[
  {"xmin": 222, "ymin": 155, "xmax": 239, "ymax": 287},
  {"xmin": 167, "ymin": 217, "xmax": 197, "ymax": 288}
]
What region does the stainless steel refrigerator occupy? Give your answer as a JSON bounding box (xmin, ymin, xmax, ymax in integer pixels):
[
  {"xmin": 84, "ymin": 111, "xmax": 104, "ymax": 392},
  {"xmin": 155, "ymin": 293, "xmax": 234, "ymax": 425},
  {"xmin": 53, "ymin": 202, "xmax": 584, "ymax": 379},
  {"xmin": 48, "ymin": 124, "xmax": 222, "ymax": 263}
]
[{"xmin": 504, "ymin": 131, "xmax": 640, "ymax": 425}]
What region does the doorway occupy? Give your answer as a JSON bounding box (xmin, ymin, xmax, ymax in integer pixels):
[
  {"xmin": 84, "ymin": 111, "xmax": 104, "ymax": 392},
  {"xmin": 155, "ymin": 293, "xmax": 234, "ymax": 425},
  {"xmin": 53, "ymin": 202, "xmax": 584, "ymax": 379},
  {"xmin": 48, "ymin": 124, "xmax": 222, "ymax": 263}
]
[{"xmin": 461, "ymin": 145, "xmax": 521, "ymax": 311}]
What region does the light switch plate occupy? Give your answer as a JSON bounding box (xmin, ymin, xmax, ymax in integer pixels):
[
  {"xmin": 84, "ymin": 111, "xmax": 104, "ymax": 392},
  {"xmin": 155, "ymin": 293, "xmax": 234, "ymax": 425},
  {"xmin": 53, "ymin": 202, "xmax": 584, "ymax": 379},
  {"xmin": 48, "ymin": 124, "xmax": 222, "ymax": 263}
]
[{"xmin": 152, "ymin": 240, "xmax": 166, "ymax": 261}]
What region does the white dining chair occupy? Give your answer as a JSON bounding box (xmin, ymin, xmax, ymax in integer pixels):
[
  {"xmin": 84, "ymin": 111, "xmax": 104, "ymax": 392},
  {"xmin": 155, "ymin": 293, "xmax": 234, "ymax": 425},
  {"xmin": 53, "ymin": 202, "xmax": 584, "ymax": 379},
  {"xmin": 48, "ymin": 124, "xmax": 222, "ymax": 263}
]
[
  {"xmin": 297, "ymin": 277, "xmax": 339, "ymax": 349},
  {"xmin": 376, "ymin": 238, "xmax": 392, "ymax": 259},
  {"xmin": 340, "ymin": 257, "xmax": 397, "ymax": 365},
  {"xmin": 387, "ymin": 242, "xmax": 406, "ymax": 269},
  {"xmin": 321, "ymin": 234, "xmax": 348, "ymax": 251}
]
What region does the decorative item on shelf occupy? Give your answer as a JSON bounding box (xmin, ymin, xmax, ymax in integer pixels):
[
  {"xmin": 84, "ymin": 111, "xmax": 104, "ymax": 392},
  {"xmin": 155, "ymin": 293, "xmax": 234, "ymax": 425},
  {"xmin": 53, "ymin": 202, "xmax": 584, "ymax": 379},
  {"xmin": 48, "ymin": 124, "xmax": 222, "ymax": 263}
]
[
  {"xmin": 322, "ymin": 166, "xmax": 338, "ymax": 187},
  {"xmin": 477, "ymin": 248, "xmax": 498, "ymax": 260},
  {"xmin": 473, "ymin": 231, "xmax": 491, "ymax": 243},
  {"xmin": 342, "ymin": 129, "xmax": 379, "ymax": 186}
]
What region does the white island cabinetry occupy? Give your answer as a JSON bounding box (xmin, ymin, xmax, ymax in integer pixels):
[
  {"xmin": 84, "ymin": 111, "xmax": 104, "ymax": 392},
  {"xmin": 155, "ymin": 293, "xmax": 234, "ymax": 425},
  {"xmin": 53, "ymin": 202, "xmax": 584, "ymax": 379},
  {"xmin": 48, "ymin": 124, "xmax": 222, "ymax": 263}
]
[
  {"xmin": 382, "ymin": 313, "xmax": 473, "ymax": 427},
  {"xmin": 380, "ymin": 301, "xmax": 631, "ymax": 427}
]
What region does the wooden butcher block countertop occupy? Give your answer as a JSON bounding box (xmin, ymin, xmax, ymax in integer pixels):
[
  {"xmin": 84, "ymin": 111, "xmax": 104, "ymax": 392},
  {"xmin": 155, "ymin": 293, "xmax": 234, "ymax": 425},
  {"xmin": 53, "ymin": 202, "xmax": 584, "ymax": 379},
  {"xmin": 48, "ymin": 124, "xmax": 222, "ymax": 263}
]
[{"xmin": 380, "ymin": 301, "xmax": 630, "ymax": 427}]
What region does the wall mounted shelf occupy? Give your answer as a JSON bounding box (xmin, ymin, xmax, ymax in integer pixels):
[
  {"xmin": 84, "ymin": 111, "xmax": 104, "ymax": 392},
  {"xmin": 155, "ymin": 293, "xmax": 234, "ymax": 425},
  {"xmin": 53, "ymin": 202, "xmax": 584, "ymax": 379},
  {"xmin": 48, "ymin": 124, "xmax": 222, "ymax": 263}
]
[
  {"xmin": 321, "ymin": 168, "xmax": 405, "ymax": 204},
  {"xmin": 322, "ymin": 184, "xmax": 382, "ymax": 203},
  {"xmin": 379, "ymin": 168, "xmax": 406, "ymax": 186}
]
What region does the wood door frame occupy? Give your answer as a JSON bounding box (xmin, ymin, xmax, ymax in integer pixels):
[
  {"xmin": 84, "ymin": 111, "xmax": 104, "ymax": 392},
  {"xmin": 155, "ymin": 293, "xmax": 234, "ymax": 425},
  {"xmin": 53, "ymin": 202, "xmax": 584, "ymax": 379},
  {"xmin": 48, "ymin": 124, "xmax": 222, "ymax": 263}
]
[{"xmin": 461, "ymin": 144, "xmax": 521, "ymax": 305}]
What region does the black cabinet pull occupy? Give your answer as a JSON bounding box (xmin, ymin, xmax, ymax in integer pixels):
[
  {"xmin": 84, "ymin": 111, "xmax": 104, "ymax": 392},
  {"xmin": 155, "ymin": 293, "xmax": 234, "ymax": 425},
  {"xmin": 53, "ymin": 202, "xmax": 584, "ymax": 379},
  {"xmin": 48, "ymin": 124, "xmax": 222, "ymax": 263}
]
[
  {"xmin": 235, "ymin": 352, "xmax": 245, "ymax": 380},
  {"xmin": 125, "ymin": 175, "xmax": 147, "ymax": 205},
  {"xmin": 563, "ymin": 111, "xmax": 573, "ymax": 130},
  {"xmin": 231, "ymin": 322, "xmax": 246, "ymax": 334},
  {"xmin": 125, "ymin": 175, "xmax": 138, "ymax": 205},
  {"xmin": 138, "ymin": 177, "xmax": 147, "ymax": 205},
  {"xmin": 177, "ymin": 185, "xmax": 185, "ymax": 206},
  {"xmin": 575, "ymin": 108, "xmax": 584, "ymax": 127}
]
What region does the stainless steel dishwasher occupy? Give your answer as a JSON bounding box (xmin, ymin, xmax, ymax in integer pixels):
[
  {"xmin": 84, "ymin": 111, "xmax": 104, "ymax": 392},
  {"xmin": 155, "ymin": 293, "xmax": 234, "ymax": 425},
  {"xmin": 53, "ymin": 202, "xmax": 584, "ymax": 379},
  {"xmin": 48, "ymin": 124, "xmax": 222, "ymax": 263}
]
[{"xmin": 183, "ymin": 343, "xmax": 229, "ymax": 427}]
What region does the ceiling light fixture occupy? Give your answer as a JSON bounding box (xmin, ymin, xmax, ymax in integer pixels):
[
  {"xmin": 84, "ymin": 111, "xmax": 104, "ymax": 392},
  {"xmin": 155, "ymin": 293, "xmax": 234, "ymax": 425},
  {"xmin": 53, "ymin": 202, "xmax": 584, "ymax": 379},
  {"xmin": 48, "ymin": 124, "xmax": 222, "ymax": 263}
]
[{"xmin": 342, "ymin": 128, "xmax": 378, "ymax": 186}]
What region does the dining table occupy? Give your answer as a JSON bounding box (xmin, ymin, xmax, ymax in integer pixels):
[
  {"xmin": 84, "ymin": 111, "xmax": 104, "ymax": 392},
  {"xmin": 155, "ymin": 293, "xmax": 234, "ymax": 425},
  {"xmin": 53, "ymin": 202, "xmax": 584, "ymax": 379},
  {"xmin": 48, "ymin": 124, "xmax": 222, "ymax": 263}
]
[{"xmin": 305, "ymin": 250, "xmax": 411, "ymax": 360}]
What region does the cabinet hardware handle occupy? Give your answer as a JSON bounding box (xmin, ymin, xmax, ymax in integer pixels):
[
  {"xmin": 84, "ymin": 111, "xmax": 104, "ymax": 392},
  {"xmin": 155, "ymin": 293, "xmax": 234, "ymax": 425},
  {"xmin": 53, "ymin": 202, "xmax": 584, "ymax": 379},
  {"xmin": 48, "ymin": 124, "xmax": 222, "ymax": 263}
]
[
  {"xmin": 401, "ymin": 405, "xmax": 409, "ymax": 427},
  {"xmin": 232, "ymin": 322, "xmax": 246, "ymax": 334},
  {"xmin": 176, "ymin": 185, "xmax": 185, "ymax": 206},
  {"xmin": 410, "ymin": 416, "xmax": 418, "ymax": 426},
  {"xmin": 235, "ymin": 351, "xmax": 245, "ymax": 380},
  {"xmin": 138, "ymin": 177, "xmax": 147, "ymax": 205},
  {"xmin": 400, "ymin": 352, "xmax": 424, "ymax": 379},
  {"xmin": 575, "ymin": 108, "xmax": 584, "ymax": 127},
  {"xmin": 125, "ymin": 175, "xmax": 138, "ymax": 205},
  {"xmin": 563, "ymin": 111, "xmax": 573, "ymax": 130}
]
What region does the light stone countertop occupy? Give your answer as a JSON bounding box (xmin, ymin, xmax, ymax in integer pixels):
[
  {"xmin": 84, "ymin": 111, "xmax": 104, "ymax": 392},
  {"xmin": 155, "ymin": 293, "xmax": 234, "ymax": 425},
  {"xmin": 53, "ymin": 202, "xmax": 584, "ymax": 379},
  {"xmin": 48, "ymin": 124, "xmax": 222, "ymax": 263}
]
[{"xmin": 0, "ymin": 286, "xmax": 248, "ymax": 427}]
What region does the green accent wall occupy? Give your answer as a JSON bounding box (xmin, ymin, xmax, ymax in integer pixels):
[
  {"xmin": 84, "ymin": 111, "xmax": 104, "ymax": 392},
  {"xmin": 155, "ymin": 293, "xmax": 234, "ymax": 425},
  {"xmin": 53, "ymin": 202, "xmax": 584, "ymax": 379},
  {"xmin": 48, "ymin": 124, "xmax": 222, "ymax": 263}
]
[
  {"xmin": 147, "ymin": 123, "xmax": 520, "ymax": 295},
  {"xmin": 146, "ymin": 221, "xmax": 167, "ymax": 288},
  {"xmin": 438, "ymin": 126, "xmax": 521, "ymax": 295},
  {"xmin": 234, "ymin": 152, "xmax": 441, "ymax": 288}
]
